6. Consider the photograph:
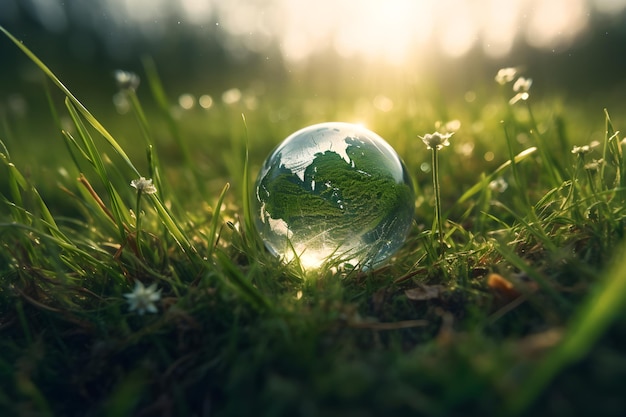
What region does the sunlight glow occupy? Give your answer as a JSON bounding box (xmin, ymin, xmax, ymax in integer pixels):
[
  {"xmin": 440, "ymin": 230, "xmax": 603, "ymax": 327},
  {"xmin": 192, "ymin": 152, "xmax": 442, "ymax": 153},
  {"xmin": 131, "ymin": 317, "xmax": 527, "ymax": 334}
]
[
  {"xmin": 436, "ymin": 0, "xmax": 479, "ymax": 57},
  {"xmin": 526, "ymin": 0, "xmax": 589, "ymax": 49},
  {"xmin": 481, "ymin": 0, "xmax": 523, "ymax": 57},
  {"xmin": 330, "ymin": 0, "xmax": 432, "ymax": 64},
  {"xmin": 288, "ymin": 250, "xmax": 326, "ymax": 271},
  {"xmin": 179, "ymin": 0, "xmax": 212, "ymax": 24},
  {"xmin": 230, "ymin": 0, "xmax": 614, "ymax": 63},
  {"xmin": 89, "ymin": 0, "xmax": 626, "ymax": 63},
  {"xmin": 283, "ymin": 246, "xmax": 359, "ymax": 271}
]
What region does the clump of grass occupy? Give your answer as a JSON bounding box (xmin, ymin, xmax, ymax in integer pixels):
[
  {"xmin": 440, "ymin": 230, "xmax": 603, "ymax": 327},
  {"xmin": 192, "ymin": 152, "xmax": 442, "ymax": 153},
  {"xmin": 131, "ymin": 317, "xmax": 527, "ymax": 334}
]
[{"xmin": 2, "ymin": 26, "xmax": 626, "ymax": 417}]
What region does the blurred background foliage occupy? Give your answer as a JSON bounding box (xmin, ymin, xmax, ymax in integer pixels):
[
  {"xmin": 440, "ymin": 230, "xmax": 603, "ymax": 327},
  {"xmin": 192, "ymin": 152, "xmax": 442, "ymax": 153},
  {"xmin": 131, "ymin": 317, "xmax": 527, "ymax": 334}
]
[
  {"xmin": 2, "ymin": 0, "xmax": 626, "ymax": 216},
  {"xmin": 2, "ymin": 0, "xmax": 626, "ymax": 194},
  {"xmin": 2, "ymin": 0, "xmax": 626, "ymax": 102}
]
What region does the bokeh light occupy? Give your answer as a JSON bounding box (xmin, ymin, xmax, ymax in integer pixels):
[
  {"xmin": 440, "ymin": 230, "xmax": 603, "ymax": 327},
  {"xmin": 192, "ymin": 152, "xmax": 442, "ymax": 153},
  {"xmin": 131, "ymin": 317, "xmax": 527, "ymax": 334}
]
[
  {"xmin": 4, "ymin": 0, "xmax": 625, "ymax": 64},
  {"xmin": 105, "ymin": 0, "xmax": 626, "ymax": 63}
]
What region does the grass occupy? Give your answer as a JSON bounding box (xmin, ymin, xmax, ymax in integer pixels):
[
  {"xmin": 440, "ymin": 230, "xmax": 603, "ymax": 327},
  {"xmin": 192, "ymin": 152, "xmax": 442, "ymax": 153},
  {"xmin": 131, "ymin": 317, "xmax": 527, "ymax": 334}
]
[{"xmin": 2, "ymin": 26, "xmax": 626, "ymax": 417}]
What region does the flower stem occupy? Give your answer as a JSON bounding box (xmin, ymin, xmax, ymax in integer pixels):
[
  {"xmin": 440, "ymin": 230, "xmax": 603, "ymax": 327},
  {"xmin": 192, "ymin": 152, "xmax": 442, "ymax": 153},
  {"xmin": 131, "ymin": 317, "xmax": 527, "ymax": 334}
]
[
  {"xmin": 135, "ymin": 189, "xmax": 144, "ymax": 258},
  {"xmin": 432, "ymin": 148, "xmax": 445, "ymax": 254}
]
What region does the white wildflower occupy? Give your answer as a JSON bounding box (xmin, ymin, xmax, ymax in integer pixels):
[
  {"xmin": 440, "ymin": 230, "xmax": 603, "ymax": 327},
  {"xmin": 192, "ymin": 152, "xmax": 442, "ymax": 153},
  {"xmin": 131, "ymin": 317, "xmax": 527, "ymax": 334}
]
[
  {"xmin": 130, "ymin": 177, "xmax": 157, "ymax": 194},
  {"xmin": 513, "ymin": 77, "xmax": 533, "ymax": 92},
  {"xmin": 495, "ymin": 67, "xmax": 518, "ymax": 85},
  {"xmin": 419, "ymin": 132, "xmax": 454, "ymax": 151},
  {"xmin": 114, "ymin": 70, "xmax": 140, "ymax": 91},
  {"xmin": 124, "ymin": 280, "xmax": 162, "ymax": 315},
  {"xmin": 571, "ymin": 145, "xmax": 591, "ymax": 156},
  {"xmin": 509, "ymin": 77, "xmax": 533, "ymax": 105},
  {"xmin": 489, "ymin": 177, "xmax": 509, "ymax": 193},
  {"xmin": 584, "ymin": 158, "xmax": 604, "ymax": 172},
  {"xmin": 509, "ymin": 92, "xmax": 529, "ymax": 105}
]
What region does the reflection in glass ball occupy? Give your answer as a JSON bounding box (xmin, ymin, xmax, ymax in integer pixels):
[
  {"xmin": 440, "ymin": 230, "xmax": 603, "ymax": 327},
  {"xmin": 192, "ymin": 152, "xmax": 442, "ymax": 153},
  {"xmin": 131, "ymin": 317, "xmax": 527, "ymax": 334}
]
[{"xmin": 253, "ymin": 122, "xmax": 415, "ymax": 270}]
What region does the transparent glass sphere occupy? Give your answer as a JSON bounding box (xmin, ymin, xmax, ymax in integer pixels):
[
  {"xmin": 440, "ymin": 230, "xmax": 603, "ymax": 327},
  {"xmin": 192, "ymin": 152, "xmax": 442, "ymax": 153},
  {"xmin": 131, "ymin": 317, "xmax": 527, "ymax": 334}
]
[{"xmin": 253, "ymin": 122, "xmax": 415, "ymax": 269}]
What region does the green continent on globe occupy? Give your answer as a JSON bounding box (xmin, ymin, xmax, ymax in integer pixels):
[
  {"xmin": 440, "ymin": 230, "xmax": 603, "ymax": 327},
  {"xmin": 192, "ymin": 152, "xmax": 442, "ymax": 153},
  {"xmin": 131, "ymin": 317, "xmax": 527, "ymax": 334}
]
[{"xmin": 258, "ymin": 136, "xmax": 414, "ymax": 248}]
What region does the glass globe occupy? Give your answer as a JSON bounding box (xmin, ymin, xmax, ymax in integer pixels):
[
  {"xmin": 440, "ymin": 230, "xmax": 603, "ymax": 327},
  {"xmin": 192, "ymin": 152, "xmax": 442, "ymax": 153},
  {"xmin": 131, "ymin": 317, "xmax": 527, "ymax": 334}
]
[{"xmin": 253, "ymin": 122, "xmax": 414, "ymax": 269}]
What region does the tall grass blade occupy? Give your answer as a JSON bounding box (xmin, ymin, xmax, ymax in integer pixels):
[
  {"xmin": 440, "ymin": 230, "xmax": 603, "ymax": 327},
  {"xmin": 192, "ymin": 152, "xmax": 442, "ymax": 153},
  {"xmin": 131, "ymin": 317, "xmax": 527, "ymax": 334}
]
[
  {"xmin": 148, "ymin": 194, "xmax": 195, "ymax": 257},
  {"xmin": 492, "ymin": 239, "xmax": 567, "ymax": 306},
  {"xmin": 603, "ymin": 109, "xmax": 625, "ymax": 200},
  {"xmin": 141, "ymin": 55, "xmax": 197, "ymax": 182},
  {"xmin": 0, "ymin": 25, "xmax": 139, "ymax": 176},
  {"xmin": 42, "ymin": 78, "xmax": 84, "ymax": 171},
  {"xmin": 241, "ymin": 114, "xmax": 259, "ymax": 250},
  {"xmin": 0, "ymin": 150, "xmax": 69, "ymax": 242},
  {"xmin": 206, "ymin": 182, "xmax": 230, "ymax": 256},
  {"xmin": 216, "ymin": 251, "xmax": 272, "ymax": 311},
  {"xmin": 507, "ymin": 242, "xmax": 626, "ymax": 415},
  {"xmin": 457, "ymin": 147, "xmax": 537, "ymax": 204},
  {"xmin": 64, "ymin": 98, "xmax": 131, "ymax": 238}
]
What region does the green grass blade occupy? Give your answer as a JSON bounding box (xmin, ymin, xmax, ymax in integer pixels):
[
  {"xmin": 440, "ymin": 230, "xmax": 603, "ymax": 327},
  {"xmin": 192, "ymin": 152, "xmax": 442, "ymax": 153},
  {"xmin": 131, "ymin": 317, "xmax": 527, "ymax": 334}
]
[
  {"xmin": 457, "ymin": 147, "xmax": 537, "ymax": 204},
  {"xmin": 0, "ymin": 150, "xmax": 70, "ymax": 241},
  {"xmin": 64, "ymin": 98, "xmax": 109, "ymax": 181},
  {"xmin": 206, "ymin": 182, "xmax": 230, "ymax": 256},
  {"xmin": 0, "ymin": 222, "xmax": 116, "ymax": 276},
  {"xmin": 507, "ymin": 241, "xmax": 626, "ymax": 415},
  {"xmin": 148, "ymin": 194, "xmax": 195, "ymax": 257},
  {"xmin": 42, "ymin": 78, "xmax": 85, "ymax": 172},
  {"xmin": 216, "ymin": 250, "xmax": 272, "ymax": 311},
  {"xmin": 603, "ymin": 109, "xmax": 625, "ymax": 200},
  {"xmin": 493, "ymin": 202, "xmax": 557, "ymax": 252},
  {"xmin": 0, "ymin": 149, "xmax": 26, "ymax": 207},
  {"xmin": 64, "ymin": 98, "xmax": 131, "ymax": 237},
  {"xmin": 492, "ymin": 239, "xmax": 567, "ymax": 306},
  {"xmin": 241, "ymin": 114, "xmax": 260, "ymax": 251},
  {"xmin": 141, "ymin": 55, "xmax": 193, "ymax": 169},
  {"xmin": 0, "ymin": 25, "xmax": 139, "ymax": 176},
  {"xmin": 61, "ymin": 131, "xmax": 93, "ymax": 166},
  {"xmin": 126, "ymin": 91, "xmax": 167, "ymax": 201}
]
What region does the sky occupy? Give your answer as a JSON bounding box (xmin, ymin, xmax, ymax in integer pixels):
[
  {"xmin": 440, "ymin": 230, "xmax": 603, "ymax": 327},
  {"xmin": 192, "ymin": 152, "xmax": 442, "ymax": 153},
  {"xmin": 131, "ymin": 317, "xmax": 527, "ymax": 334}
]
[{"xmin": 2, "ymin": 0, "xmax": 626, "ymax": 64}]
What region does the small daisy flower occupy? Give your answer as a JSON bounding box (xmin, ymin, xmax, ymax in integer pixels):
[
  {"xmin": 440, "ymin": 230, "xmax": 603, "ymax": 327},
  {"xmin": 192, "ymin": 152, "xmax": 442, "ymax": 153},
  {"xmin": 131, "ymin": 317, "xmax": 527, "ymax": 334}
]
[
  {"xmin": 584, "ymin": 158, "xmax": 605, "ymax": 172},
  {"xmin": 495, "ymin": 67, "xmax": 518, "ymax": 85},
  {"xmin": 124, "ymin": 280, "xmax": 162, "ymax": 315},
  {"xmin": 114, "ymin": 69, "xmax": 140, "ymax": 92},
  {"xmin": 571, "ymin": 145, "xmax": 591, "ymax": 156},
  {"xmin": 509, "ymin": 77, "xmax": 533, "ymax": 105},
  {"xmin": 489, "ymin": 177, "xmax": 509, "ymax": 193},
  {"xmin": 513, "ymin": 77, "xmax": 533, "ymax": 93},
  {"xmin": 130, "ymin": 177, "xmax": 157, "ymax": 195},
  {"xmin": 419, "ymin": 132, "xmax": 454, "ymax": 151}
]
